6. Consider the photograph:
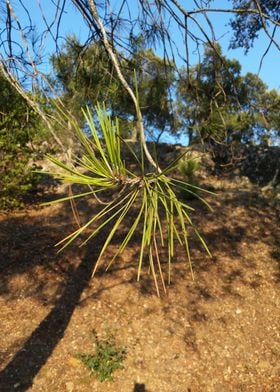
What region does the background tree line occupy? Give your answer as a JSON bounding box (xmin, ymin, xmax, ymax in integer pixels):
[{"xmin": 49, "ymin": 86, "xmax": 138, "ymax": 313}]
[
  {"xmin": 50, "ymin": 37, "xmax": 280, "ymax": 146},
  {"xmin": 0, "ymin": 0, "xmax": 279, "ymax": 210}
]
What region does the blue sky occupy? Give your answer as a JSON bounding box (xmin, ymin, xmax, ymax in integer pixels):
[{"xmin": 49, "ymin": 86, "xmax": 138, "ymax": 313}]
[{"xmin": 24, "ymin": 0, "xmax": 279, "ymax": 91}]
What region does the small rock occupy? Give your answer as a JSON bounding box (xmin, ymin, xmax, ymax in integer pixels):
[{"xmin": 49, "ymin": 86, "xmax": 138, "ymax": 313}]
[
  {"xmin": 66, "ymin": 381, "xmax": 74, "ymax": 392},
  {"xmin": 258, "ymin": 360, "xmax": 270, "ymax": 369},
  {"xmin": 68, "ymin": 356, "xmax": 81, "ymax": 368}
]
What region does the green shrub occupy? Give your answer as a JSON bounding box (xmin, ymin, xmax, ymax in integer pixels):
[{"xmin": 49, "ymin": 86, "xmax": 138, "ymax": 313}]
[
  {"xmin": 178, "ymin": 156, "xmax": 200, "ymax": 177},
  {"xmin": 177, "ymin": 155, "xmax": 201, "ymax": 200},
  {"xmin": 77, "ymin": 331, "xmax": 126, "ymax": 382}
]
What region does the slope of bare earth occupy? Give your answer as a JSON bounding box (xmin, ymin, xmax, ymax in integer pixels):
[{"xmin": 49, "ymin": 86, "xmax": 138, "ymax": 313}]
[{"xmin": 0, "ymin": 176, "xmax": 279, "ymax": 392}]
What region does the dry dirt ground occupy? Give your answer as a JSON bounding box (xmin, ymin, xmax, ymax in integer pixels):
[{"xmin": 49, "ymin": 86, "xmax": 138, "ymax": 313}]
[{"xmin": 0, "ymin": 177, "xmax": 279, "ymax": 392}]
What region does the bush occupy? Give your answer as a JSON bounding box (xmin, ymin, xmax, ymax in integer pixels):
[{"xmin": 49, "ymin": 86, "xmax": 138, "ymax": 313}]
[
  {"xmin": 0, "ymin": 144, "xmax": 40, "ymax": 209},
  {"xmin": 177, "ymin": 155, "xmax": 201, "ymax": 199},
  {"xmin": 0, "ymin": 75, "xmax": 44, "ymax": 209},
  {"xmin": 77, "ymin": 331, "xmax": 126, "ymax": 382}
]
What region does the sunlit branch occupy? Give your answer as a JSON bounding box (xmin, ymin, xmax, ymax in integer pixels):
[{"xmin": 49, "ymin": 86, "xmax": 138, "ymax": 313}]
[{"xmin": 87, "ymin": 0, "xmax": 160, "ymax": 170}]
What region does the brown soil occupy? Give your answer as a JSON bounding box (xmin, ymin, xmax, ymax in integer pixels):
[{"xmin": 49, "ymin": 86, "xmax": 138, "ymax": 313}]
[{"xmin": 0, "ymin": 177, "xmax": 279, "ymax": 392}]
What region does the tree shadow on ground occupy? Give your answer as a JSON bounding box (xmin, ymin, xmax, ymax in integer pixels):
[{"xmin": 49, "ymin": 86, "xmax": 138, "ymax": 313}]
[
  {"xmin": 0, "ymin": 239, "xmax": 98, "ymax": 391},
  {"xmin": 0, "ymin": 195, "xmax": 139, "ymax": 391}
]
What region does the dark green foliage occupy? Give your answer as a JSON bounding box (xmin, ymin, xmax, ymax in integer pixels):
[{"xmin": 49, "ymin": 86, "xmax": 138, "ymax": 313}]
[
  {"xmin": 122, "ymin": 40, "xmax": 176, "ymax": 138},
  {"xmin": 177, "ymin": 43, "xmax": 243, "ymax": 144},
  {"xmin": 50, "ymin": 37, "xmax": 116, "ymax": 124},
  {"xmin": 177, "ymin": 43, "xmax": 280, "ymax": 146},
  {"xmin": 51, "ymin": 36, "xmax": 176, "ymax": 139},
  {"xmin": 0, "ymin": 75, "xmax": 43, "ymax": 209},
  {"xmin": 77, "ymin": 332, "xmax": 126, "ymax": 382}
]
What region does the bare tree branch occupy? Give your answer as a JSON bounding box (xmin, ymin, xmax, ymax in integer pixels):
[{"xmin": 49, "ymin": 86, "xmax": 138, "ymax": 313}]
[
  {"xmin": 87, "ymin": 0, "xmax": 159, "ymax": 170},
  {"xmin": 252, "ymin": 0, "xmax": 280, "ymax": 50}
]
